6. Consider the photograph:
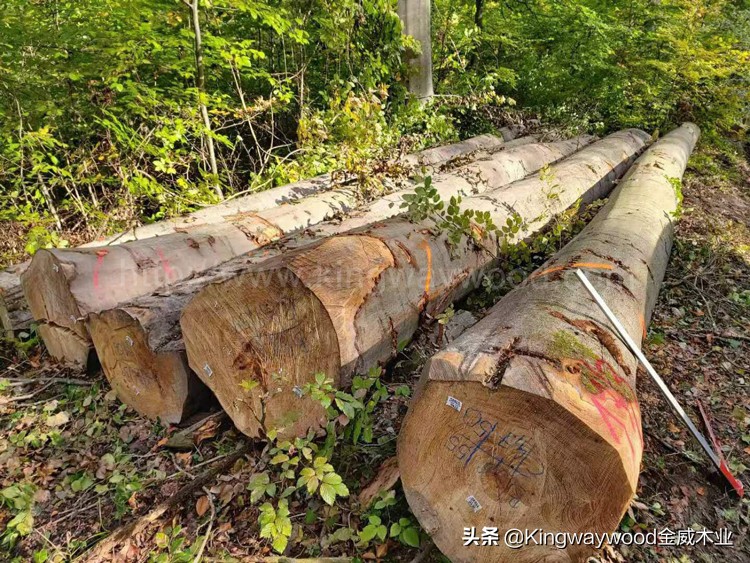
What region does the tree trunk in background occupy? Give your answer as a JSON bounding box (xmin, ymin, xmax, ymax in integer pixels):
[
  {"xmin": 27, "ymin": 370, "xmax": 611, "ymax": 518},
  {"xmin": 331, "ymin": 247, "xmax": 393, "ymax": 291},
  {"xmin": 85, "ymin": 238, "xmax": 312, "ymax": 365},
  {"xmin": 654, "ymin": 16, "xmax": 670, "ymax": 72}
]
[
  {"xmin": 188, "ymin": 0, "xmax": 222, "ymax": 199},
  {"xmin": 23, "ymin": 134, "xmax": 513, "ymax": 366},
  {"xmin": 179, "ymin": 130, "xmax": 649, "ymax": 439},
  {"xmin": 398, "ymin": 0, "xmax": 434, "ymax": 100},
  {"xmin": 88, "ymin": 136, "xmax": 594, "ymax": 424},
  {"xmin": 397, "ymin": 123, "xmax": 699, "ymax": 563}
]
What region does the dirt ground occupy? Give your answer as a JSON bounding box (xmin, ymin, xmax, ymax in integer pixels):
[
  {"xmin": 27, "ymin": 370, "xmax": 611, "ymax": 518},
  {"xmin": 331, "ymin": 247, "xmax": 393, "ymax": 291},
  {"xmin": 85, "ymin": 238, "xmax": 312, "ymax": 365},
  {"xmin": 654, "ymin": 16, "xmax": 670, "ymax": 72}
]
[{"xmin": 0, "ymin": 141, "xmax": 748, "ymax": 562}]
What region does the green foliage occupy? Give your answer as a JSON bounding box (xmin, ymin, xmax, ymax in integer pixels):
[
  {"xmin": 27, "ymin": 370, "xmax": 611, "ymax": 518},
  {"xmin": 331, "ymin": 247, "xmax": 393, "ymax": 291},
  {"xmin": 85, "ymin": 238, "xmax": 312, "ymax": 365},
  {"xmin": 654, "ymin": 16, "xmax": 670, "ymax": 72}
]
[
  {"xmin": 151, "ymin": 525, "xmax": 203, "ymax": 562},
  {"xmin": 358, "ymin": 514, "xmax": 388, "ymax": 543},
  {"xmin": 434, "ymin": 0, "xmax": 750, "ymax": 137},
  {"xmin": 0, "ymin": 0, "xmax": 438, "ymax": 264},
  {"xmin": 401, "ymin": 175, "xmax": 525, "ymax": 254},
  {"xmin": 259, "ymin": 499, "xmax": 293, "ymax": 553},
  {"xmin": 297, "ymin": 456, "xmax": 350, "ymax": 506},
  {"xmin": 1, "ymin": 0, "xmax": 748, "ymax": 267},
  {"xmin": 389, "ymin": 517, "xmax": 421, "ymax": 547},
  {"xmin": 0, "ymin": 483, "xmax": 36, "ymax": 548}
]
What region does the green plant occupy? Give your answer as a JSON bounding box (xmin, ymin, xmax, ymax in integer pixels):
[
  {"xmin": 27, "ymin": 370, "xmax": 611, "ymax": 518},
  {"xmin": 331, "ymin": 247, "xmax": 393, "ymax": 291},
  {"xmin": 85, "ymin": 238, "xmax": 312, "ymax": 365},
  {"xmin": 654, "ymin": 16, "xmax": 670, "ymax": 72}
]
[
  {"xmin": 297, "ymin": 456, "xmax": 350, "ymax": 506},
  {"xmin": 259, "ymin": 499, "xmax": 293, "ymax": 553},
  {"xmin": 389, "ymin": 517, "xmax": 421, "ymax": 548},
  {"xmin": 150, "ymin": 525, "xmax": 201, "ymax": 562},
  {"xmin": 401, "ymin": 176, "xmax": 525, "ymax": 255},
  {"xmin": 0, "ymin": 483, "xmax": 36, "ymax": 548},
  {"xmin": 358, "ymin": 514, "xmax": 388, "ymax": 544}
]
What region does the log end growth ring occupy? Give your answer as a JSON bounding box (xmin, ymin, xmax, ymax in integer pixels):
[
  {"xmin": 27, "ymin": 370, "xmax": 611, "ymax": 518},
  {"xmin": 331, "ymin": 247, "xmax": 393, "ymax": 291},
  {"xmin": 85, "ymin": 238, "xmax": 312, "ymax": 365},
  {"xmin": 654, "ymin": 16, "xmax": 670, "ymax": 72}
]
[
  {"xmin": 22, "ymin": 249, "xmax": 90, "ymax": 367},
  {"xmin": 89, "ymin": 309, "xmax": 211, "ymax": 423},
  {"xmin": 398, "ymin": 378, "xmax": 634, "ymax": 563},
  {"xmin": 181, "ymin": 267, "xmax": 341, "ymax": 439}
]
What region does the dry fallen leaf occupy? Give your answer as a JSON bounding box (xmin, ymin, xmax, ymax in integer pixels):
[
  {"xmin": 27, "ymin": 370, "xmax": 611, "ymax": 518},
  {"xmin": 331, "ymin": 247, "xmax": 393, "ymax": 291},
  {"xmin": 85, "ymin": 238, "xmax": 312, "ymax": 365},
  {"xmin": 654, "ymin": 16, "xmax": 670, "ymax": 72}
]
[
  {"xmin": 194, "ymin": 419, "xmax": 220, "ymax": 445},
  {"xmin": 45, "ymin": 411, "xmax": 69, "ymax": 427},
  {"xmin": 376, "ymin": 542, "xmax": 389, "ymax": 558},
  {"xmin": 196, "ymin": 495, "xmax": 210, "ymax": 517}
]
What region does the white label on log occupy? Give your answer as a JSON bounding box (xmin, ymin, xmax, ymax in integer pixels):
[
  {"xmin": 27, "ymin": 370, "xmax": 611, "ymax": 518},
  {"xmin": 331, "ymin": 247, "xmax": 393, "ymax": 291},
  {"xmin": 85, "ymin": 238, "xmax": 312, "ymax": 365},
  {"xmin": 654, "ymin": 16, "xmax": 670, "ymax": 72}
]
[
  {"xmin": 293, "ymin": 386, "xmax": 303, "ymax": 398},
  {"xmin": 125, "ymin": 336, "xmax": 134, "ymax": 347},
  {"xmin": 446, "ymin": 396, "xmax": 462, "ymax": 412},
  {"xmin": 466, "ymin": 495, "xmax": 482, "ymax": 512},
  {"xmin": 203, "ymin": 363, "xmax": 213, "ymax": 377}
]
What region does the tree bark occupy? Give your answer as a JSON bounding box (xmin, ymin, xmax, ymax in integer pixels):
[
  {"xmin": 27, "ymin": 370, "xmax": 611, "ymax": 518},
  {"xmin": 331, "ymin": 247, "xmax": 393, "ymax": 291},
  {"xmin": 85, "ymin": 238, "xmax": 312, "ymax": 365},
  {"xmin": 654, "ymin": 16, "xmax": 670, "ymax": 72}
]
[
  {"xmin": 398, "ymin": 0, "xmax": 434, "ymax": 100},
  {"xmin": 397, "ymin": 123, "xmax": 699, "ymax": 563},
  {"xmin": 23, "ymin": 135, "xmax": 513, "ymax": 366},
  {"xmin": 0, "ymin": 265, "xmax": 32, "ymax": 338},
  {"xmin": 88, "ymin": 136, "xmax": 594, "ymax": 423},
  {"xmin": 179, "ymin": 130, "xmax": 649, "ymax": 438},
  {"xmin": 187, "ymin": 0, "xmax": 222, "ymax": 199}
]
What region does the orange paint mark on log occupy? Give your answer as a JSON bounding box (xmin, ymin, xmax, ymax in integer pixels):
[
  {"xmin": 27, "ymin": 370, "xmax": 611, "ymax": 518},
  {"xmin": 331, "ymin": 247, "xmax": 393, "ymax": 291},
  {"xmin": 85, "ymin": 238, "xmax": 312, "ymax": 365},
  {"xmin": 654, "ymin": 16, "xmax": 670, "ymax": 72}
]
[
  {"xmin": 531, "ymin": 262, "xmax": 613, "ymax": 280},
  {"xmin": 419, "ymin": 240, "xmax": 432, "ymax": 297},
  {"xmin": 639, "ymin": 313, "xmax": 647, "ymax": 340}
]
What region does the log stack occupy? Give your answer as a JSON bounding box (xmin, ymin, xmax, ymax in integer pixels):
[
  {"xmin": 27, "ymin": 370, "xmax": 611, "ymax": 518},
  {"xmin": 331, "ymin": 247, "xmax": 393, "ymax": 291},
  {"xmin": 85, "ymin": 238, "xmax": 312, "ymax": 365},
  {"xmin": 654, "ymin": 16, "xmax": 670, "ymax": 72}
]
[
  {"xmin": 396, "ymin": 123, "xmax": 699, "ymax": 563},
  {"xmin": 88, "ymin": 136, "xmax": 593, "ymax": 423},
  {"xmin": 178, "ymin": 129, "xmax": 650, "ymax": 438},
  {"xmin": 20, "ymin": 134, "xmax": 514, "ymax": 366}
]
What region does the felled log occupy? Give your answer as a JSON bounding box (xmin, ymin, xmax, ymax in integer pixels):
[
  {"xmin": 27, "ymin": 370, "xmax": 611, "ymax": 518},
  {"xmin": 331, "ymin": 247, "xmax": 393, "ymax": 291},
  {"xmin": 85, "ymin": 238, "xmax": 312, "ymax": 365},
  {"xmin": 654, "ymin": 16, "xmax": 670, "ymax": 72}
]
[
  {"xmin": 1, "ymin": 265, "xmax": 32, "ymax": 338},
  {"xmin": 3, "ymin": 134, "xmax": 511, "ymax": 339},
  {"xmin": 88, "ymin": 136, "xmax": 594, "ymax": 423},
  {"xmin": 24, "ymin": 135, "xmax": 516, "ymax": 367},
  {"xmin": 397, "ymin": 123, "xmax": 699, "ymax": 563},
  {"xmin": 93, "ymin": 133, "xmax": 513, "ymax": 245},
  {"xmin": 180, "ymin": 129, "xmax": 650, "ymax": 439}
]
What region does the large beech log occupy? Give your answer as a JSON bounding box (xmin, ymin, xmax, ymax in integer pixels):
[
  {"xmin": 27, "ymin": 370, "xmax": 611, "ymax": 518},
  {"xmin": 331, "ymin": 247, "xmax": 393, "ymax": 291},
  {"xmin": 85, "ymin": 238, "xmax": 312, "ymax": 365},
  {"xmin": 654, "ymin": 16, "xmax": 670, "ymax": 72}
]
[
  {"xmin": 88, "ymin": 136, "xmax": 594, "ymax": 423},
  {"xmin": 23, "ymin": 135, "xmax": 518, "ymax": 366},
  {"xmin": 397, "ymin": 123, "xmax": 699, "ymax": 563},
  {"xmin": 179, "ymin": 129, "xmax": 650, "ymax": 438},
  {"xmin": 3, "ymin": 134, "xmax": 512, "ymax": 338}
]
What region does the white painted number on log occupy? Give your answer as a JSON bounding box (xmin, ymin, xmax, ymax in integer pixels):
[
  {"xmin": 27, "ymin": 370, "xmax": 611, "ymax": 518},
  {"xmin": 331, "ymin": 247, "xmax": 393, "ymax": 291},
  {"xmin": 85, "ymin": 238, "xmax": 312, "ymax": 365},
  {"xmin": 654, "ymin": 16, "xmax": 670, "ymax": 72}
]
[{"xmin": 446, "ymin": 396, "xmax": 463, "ymax": 412}]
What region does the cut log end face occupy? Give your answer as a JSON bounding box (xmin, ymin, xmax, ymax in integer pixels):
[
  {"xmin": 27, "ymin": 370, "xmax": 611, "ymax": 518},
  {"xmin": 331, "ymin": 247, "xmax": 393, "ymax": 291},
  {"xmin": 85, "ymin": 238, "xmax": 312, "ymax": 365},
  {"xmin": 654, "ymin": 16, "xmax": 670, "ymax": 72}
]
[
  {"xmin": 89, "ymin": 309, "xmax": 211, "ymax": 424},
  {"xmin": 22, "ymin": 250, "xmax": 91, "ymax": 367},
  {"xmin": 181, "ymin": 267, "xmax": 341, "ymax": 439},
  {"xmin": 398, "ymin": 380, "xmax": 635, "ymax": 563}
]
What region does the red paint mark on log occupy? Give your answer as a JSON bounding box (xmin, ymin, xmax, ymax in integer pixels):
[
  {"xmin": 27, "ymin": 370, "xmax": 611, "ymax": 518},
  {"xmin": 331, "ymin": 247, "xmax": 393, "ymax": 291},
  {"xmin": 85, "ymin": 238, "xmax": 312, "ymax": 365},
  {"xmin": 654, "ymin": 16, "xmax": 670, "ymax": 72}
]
[
  {"xmin": 93, "ymin": 249, "xmax": 109, "ymax": 290},
  {"xmin": 580, "ymin": 357, "xmax": 642, "ymax": 459},
  {"xmin": 155, "ymin": 248, "xmax": 176, "ymax": 280}
]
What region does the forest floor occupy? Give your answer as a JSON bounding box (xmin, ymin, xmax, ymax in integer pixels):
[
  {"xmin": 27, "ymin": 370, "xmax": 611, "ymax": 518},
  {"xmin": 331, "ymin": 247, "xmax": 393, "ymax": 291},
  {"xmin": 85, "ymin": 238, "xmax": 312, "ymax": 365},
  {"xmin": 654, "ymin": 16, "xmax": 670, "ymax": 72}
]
[{"xmin": 0, "ymin": 140, "xmax": 748, "ymax": 562}]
